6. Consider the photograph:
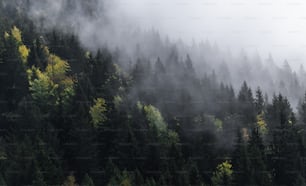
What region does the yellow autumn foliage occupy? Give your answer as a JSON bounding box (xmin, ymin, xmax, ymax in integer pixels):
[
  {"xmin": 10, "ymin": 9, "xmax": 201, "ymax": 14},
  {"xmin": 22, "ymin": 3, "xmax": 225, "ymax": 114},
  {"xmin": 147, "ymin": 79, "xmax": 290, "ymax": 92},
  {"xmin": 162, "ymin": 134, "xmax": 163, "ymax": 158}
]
[
  {"xmin": 11, "ymin": 26, "xmax": 22, "ymax": 43},
  {"xmin": 28, "ymin": 52, "xmax": 75, "ymax": 107},
  {"xmin": 46, "ymin": 54, "xmax": 70, "ymax": 80},
  {"xmin": 89, "ymin": 98, "xmax": 107, "ymax": 128},
  {"xmin": 212, "ymin": 161, "xmax": 233, "ymax": 186},
  {"xmin": 256, "ymin": 112, "xmax": 268, "ymax": 135},
  {"xmin": 6, "ymin": 26, "xmax": 30, "ymax": 65},
  {"xmin": 4, "ymin": 32, "xmax": 9, "ymax": 40},
  {"xmin": 18, "ymin": 45, "xmax": 30, "ymax": 64}
]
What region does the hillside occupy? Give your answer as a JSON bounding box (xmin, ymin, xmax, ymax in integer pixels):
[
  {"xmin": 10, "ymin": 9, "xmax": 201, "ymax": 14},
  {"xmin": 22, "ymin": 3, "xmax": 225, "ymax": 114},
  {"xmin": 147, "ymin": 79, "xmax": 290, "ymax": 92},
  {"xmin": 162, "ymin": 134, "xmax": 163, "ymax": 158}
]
[{"xmin": 1, "ymin": 1, "xmax": 306, "ymax": 185}]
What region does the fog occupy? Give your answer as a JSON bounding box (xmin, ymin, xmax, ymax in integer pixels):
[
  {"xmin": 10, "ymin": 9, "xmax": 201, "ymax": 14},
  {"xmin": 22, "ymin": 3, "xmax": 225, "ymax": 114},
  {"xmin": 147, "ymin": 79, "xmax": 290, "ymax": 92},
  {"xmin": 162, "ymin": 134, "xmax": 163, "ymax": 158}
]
[
  {"xmin": 9, "ymin": 0, "xmax": 306, "ymax": 106},
  {"xmin": 24, "ymin": 0, "xmax": 306, "ymax": 69},
  {"xmin": 111, "ymin": 0, "xmax": 306, "ymax": 69}
]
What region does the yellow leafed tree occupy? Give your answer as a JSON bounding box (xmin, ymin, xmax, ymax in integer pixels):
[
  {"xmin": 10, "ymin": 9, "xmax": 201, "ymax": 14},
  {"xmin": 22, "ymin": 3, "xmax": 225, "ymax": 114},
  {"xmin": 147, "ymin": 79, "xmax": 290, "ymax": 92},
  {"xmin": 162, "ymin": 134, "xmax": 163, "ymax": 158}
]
[
  {"xmin": 256, "ymin": 112, "xmax": 268, "ymax": 135},
  {"xmin": 89, "ymin": 98, "xmax": 107, "ymax": 128},
  {"xmin": 18, "ymin": 45, "xmax": 30, "ymax": 64},
  {"xmin": 46, "ymin": 54, "xmax": 70, "ymax": 80},
  {"xmin": 11, "ymin": 26, "xmax": 22, "ymax": 43},
  {"xmin": 27, "ymin": 45, "xmax": 75, "ymax": 108},
  {"xmin": 212, "ymin": 161, "xmax": 233, "ymax": 186},
  {"xmin": 8, "ymin": 26, "xmax": 30, "ymax": 65}
]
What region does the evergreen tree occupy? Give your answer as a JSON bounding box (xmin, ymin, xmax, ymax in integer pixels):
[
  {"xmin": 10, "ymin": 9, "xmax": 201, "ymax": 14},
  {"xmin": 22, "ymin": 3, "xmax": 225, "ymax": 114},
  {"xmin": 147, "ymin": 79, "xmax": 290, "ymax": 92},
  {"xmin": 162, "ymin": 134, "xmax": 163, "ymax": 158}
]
[
  {"xmin": 232, "ymin": 129, "xmax": 250, "ymax": 186},
  {"xmin": 238, "ymin": 81, "xmax": 256, "ymax": 126},
  {"xmin": 255, "ymin": 87, "xmax": 265, "ymax": 114},
  {"xmin": 298, "ymin": 92, "xmax": 306, "ymax": 126},
  {"xmin": 268, "ymin": 94, "xmax": 302, "ymax": 185},
  {"xmin": 247, "ymin": 128, "xmax": 271, "ymax": 185}
]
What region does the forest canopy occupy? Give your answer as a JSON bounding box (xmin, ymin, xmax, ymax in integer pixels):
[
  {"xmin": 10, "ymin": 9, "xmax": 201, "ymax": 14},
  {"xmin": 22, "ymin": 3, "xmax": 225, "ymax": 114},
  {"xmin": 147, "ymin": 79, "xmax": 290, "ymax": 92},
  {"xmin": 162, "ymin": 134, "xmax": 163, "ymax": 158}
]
[{"xmin": 1, "ymin": 1, "xmax": 306, "ymax": 186}]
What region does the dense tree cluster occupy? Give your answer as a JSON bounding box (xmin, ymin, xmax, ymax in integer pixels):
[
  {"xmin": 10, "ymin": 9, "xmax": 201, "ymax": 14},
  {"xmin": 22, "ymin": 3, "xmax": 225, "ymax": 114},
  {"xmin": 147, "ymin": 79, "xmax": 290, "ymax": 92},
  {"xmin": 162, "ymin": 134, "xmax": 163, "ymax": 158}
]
[{"xmin": 2, "ymin": 2, "xmax": 306, "ymax": 186}]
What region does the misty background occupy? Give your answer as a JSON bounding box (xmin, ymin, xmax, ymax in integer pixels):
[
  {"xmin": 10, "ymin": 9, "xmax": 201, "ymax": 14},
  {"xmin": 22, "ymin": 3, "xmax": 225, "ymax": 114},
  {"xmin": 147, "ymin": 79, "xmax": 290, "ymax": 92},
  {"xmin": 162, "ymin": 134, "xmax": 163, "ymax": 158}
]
[
  {"xmin": 111, "ymin": 0, "xmax": 306, "ymax": 68},
  {"xmin": 26, "ymin": 0, "xmax": 306, "ymax": 67},
  {"xmin": 8, "ymin": 0, "xmax": 306, "ymax": 106}
]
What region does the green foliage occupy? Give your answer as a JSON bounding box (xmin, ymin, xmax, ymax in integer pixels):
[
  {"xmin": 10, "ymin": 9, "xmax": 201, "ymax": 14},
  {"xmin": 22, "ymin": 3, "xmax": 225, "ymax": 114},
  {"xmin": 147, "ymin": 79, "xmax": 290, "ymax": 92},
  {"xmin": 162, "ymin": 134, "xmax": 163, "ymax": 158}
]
[
  {"xmin": 46, "ymin": 53, "xmax": 74, "ymax": 105},
  {"xmin": 211, "ymin": 161, "xmax": 233, "ymax": 186},
  {"xmin": 27, "ymin": 49, "xmax": 75, "ymax": 108},
  {"xmin": 89, "ymin": 98, "xmax": 107, "ymax": 127},
  {"xmin": 28, "ymin": 67, "xmax": 57, "ymax": 107},
  {"xmin": 144, "ymin": 105, "xmax": 167, "ymax": 135},
  {"xmin": 141, "ymin": 103, "xmax": 180, "ymax": 145},
  {"xmin": 2, "ymin": 5, "xmax": 306, "ymax": 186}
]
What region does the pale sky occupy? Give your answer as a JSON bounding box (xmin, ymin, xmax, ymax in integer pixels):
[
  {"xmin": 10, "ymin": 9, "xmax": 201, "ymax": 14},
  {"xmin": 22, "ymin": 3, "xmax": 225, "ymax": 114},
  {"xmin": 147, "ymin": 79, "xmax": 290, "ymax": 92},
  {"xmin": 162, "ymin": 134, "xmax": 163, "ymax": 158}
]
[{"xmin": 109, "ymin": 0, "xmax": 306, "ymax": 68}]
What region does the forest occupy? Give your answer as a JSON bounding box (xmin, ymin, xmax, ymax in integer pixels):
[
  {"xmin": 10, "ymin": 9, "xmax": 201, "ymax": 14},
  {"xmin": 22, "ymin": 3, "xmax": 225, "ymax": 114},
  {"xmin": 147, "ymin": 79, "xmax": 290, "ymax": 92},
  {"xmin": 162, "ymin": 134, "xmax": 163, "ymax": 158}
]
[{"xmin": 1, "ymin": 0, "xmax": 306, "ymax": 186}]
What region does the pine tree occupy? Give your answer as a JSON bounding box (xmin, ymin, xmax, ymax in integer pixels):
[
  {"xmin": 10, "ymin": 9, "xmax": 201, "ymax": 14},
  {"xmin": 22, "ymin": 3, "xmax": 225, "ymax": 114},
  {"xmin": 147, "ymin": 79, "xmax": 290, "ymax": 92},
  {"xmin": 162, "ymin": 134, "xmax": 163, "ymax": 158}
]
[
  {"xmin": 247, "ymin": 128, "xmax": 271, "ymax": 185},
  {"xmin": 268, "ymin": 94, "xmax": 302, "ymax": 185},
  {"xmin": 238, "ymin": 81, "xmax": 255, "ymax": 126},
  {"xmin": 298, "ymin": 93, "xmax": 306, "ymax": 126},
  {"xmin": 1, "ymin": 26, "xmax": 29, "ymax": 112},
  {"xmin": 232, "ymin": 129, "xmax": 249, "ymax": 186},
  {"xmin": 255, "ymin": 87, "xmax": 265, "ymax": 114}
]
